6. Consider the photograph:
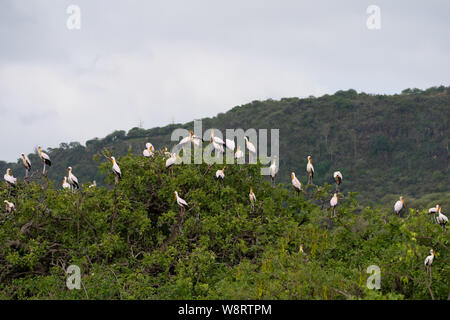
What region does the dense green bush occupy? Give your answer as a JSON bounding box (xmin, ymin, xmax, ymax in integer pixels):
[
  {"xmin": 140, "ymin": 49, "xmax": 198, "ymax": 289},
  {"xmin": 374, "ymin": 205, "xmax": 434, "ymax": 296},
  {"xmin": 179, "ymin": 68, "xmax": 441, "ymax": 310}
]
[{"xmin": 0, "ymin": 150, "xmax": 448, "ymax": 299}]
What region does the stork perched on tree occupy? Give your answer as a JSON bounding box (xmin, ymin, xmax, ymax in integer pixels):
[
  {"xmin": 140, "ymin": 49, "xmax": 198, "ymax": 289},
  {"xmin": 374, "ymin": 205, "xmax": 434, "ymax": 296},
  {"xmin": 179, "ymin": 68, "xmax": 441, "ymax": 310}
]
[
  {"xmin": 143, "ymin": 143, "xmax": 155, "ymax": 157},
  {"xmin": 306, "ymin": 156, "xmax": 314, "ymax": 184},
  {"xmin": 179, "ymin": 130, "xmax": 202, "ymax": 147},
  {"xmin": 333, "ymin": 171, "xmax": 342, "ymax": 191},
  {"xmin": 244, "ymin": 137, "xmax": 256, "ymax": 155},
  {"xmin": 3, "ymin": 200, "xmax": 15, "ymax": 213},
  {"xmin": 174, "ymin": 191, "xmax": 188, "ymax": 217},
  {"xmin": 394, "ymin": 196, "xmax": 406, "ymax": 217},
  {"xmin": 433, "ymin": 205, "xmax": 448, "ymax": 230},
  {"xmin": 234, "ymin": 146, "xmax": 244, "ymax": 159},
  {"xmin": 110, "ymin": 156, "xmax": 122, "ymax": 185},
  {"xmin": 215, "ymin": 167, "xmax": 226, "ymax": 180},
  {"xmin": 21, "ymin": 153, "xmax": 31, "ymax": 177},
  {"xmin": 269, "ymin": 156, "xmax": 278, "ymax": 185},
  {"xmin": 210, "ymin": 132, "xmax": 225, "ymax": 157},
  {"xmin": 291, "ymin": 172, "xmax": 303, "ymax": 195},
  {"xmin": 4, "ymin": 169, "xmax": 17, "ymax": 187},
  {"xmin": 330, "ymin": 193, "xmax": 339, "ymax": 218},
  {"xmin": 424, "ymin": 249, "xmax": 435, "ymax": 274},
  {"xmin": 67, "ymin": 167, "xmax": 79, "ymax": 190},
  {"xmin": 38, "ymin": 146, "xmax": 51, "ymax": 174},
  {"xmin": 62, "ymin": 176, "xmax": 70, "ymax": 190},
  {"xmin": 249, "ymin": 187, "xmax": 256, "ymax": 211}
]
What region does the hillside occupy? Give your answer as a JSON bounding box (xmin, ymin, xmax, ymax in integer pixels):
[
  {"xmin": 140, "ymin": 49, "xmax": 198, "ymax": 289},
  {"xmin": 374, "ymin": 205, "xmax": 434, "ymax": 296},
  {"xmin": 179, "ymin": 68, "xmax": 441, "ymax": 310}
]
[
  {"xmin": 1, "ymin": 86, "xmax": 448, "ymax": 207},
  {"xmin": 0, "ymin": 150, "xmax": 448, "ymax": 299}
]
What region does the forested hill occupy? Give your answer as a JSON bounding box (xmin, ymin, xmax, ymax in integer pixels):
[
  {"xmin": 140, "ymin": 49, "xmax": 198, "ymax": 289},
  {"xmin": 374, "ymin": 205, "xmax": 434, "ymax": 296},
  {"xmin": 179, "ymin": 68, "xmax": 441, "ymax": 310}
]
[{"xmin": 1, "ymin": 86, "xmax": 449, "ymax": 206}]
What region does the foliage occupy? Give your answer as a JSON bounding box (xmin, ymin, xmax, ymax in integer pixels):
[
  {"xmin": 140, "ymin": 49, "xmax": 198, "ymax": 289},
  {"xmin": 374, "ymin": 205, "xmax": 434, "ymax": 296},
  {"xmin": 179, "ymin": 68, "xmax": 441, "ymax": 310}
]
[{"xmin": 0, "ymin": 150, "xmax": 448, "ymax": 300}]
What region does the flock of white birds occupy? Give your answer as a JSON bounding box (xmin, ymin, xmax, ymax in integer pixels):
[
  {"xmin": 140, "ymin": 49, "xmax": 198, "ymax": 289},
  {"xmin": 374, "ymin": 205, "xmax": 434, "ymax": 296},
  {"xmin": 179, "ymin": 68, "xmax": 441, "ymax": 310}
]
[{"xmin": 2, "ymin": 130, "xmax": 447, "ymax": 270}]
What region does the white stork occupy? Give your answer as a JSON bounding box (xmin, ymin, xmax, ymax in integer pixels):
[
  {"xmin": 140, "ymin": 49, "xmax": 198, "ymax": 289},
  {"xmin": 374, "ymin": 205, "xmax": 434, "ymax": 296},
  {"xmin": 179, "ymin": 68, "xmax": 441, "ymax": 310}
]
[
  {"xmin": 424, "ymin": 249, "xmax": 435, "ymax": 273},
  {"xmin": 38, "ymin": 146, "xmax": 52, "ymax": 174},
  {"xmin": 249, "ymin": 187, "xmax": 256, "ymax": 210},
  {"xmin": 244, "ymin": 137, "xmax": 256, "ymax": 154},
  {"xmin": 21, "ymin": 153, "xmax": 31, "ymax": 177},
  {"xmin": 291, "ymin": 172, "xmax": 302, "ymax": 194},
  {"xmin": 225, "ymin": 138, "xmax": 235, "ymax": 151},
  {"xmin": 234, "ymin": 146, "xmax": 244, "ymax": 159},
  {"xmin": 143, "ymin": 143, "xmax": 155, "ymax": 157},
  {"xmin": 62, "ymin": 176, "xmax": 70, "ymax": 190},
  {"xmin": 179, "ymin": 130, "xmax": 202, "ymax": 147},
  {"xmin": 161, "ymin": 147, "xmax": 172, "ymax": 157},
  {"xmin": 435, "ymin": 206, "xmax": 448, "ymax": 230},
  {"xmin": 428, "ymin": 204, "xmax": 441, "ymax": 214},
  {"xmin": 333, "ymin": 171, "xmax": 342, "ymax": 191},
  {"xmin": 67, "ymin": 167, "xmax": 79, "ymax": 190},
  {"xmin": 210, "ymin": 132, "xmax": 225, "ymax": 157},
  {"xmin": 110, "ymin": 156, "xmax": 122, "ymax": 184},
  {"xmin": 306, "ymin": 156, "xmax": 314, "ymax": 184},
  {"xmin": 216, "ymin": 167, "xmax": 226, "ymax": 180},
  {"xmin": 269, "ymin": 156, "xmax": 278, "ymax": 184},
  {"xmin": 394, "ymin": 196, "xmax": 406, "ymax": 216},
  {"xmin": 174, "ymin": 191, "xmax": 189, "ymax": 217},
  {"xmin": 4, "ymin": 200, "xmax": 15, "ymax": 213},
  {"xmin": 4, "ymin": 168, "xmax": 17, "ymax": 187},
  {"xmin": 330, "ymin": 193, "xmax": 339, "ymax": 218},
  {"xmin": 166, "ymin": 153, "xmax": 181, "ymax": 169}
]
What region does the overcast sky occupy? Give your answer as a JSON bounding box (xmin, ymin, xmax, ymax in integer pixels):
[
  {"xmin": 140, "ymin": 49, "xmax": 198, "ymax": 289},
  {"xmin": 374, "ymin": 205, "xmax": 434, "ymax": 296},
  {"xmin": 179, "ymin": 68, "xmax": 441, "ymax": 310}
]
[{"xmin": 1, "ymin": 0, "xmax": 449, "ymax": 162}]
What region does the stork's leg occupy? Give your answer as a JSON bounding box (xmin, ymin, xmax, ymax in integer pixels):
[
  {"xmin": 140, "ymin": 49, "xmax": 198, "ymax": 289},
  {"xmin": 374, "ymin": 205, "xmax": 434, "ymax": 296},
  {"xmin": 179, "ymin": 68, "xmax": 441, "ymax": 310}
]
[{"xmin": 43, "ymin": 163, "xmax": 46, "ymax": 175}]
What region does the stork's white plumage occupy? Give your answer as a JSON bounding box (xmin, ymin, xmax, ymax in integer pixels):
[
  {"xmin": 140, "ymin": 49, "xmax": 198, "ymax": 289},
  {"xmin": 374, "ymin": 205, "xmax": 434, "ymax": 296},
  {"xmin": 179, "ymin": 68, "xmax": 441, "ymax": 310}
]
[
  {"xmin": 62, "ymin": 176, "xmax": 70, "ymax": 189},
  {"xmin": 330, "ymin": 193, "xmax": 339, "ymax": 217},
  {"xmin": 424, "ymin": 249, "xmax": 435, "ymax": 270},
  {"xmin": 179, "ymin": 130, "xmax": 202, "ymax": 147},
  {"xmin": 225, "ymin": 139, "xmax": 235, "ymax": 151},
  {"xmin": 210, "ymin": 130, "xmax": 225, "ymax": 146},
  {"xmin": 4, "ymin": 200, "xmax": 15, "ymax": 213},
  {"xmin": 110, "ymin": 156, "xmax": 122, "ymax": 179},
  {"xmin": 244, "ymin": 137, "xmax": 256, "ymax": 154},
  {"xmin": 21, "ymin": 153, "xmax": 31, "ymax": 175},
  {"xmin": 306, "ymin": 156, "xmax": 314, "ymax": 184},
  {"xmin": 269, "ymin": 156, "xmax": 278, "ymax": 183},
  {"xmin": 67, "ymin": 167, "xmax": 79, "ymax": 189},
  {"xmin": 143, "ymin": 143, "xmax": 155, "ymax": 157},
  {"xmin": 435, "ymin": 205, "xmax": 448, "ymax": 229},
  {"xmin": 216, "ymin": 167, "xmax": 226, "ymax": 180},
  {"xmin": 166, "ymin": 153, "xmax": 180, "ymax": 168},
  {"xmin": 4, "ymin": 168, "xmax": 17, "ymax": 186},
  {"xmin": 333, "ymin": 171, "xmax": 343, "ymax": 185},
  {"xmin": 330, "ymin": 193, "xmax": 338, "ymax": 208},
  {"xmin": 436, "ymin": 212, "xmax": 448, "ymax": 226},
  {"xmin": 429, "ymin": 204, "xmax": 441, "ymax": 214},
  {"xmin": 38, "ymin": 146, "xmax": 52, "ymax": 174},
  {"xmin": 291, "ymin": 172, "xmax": 302, "ymax": 193},
  {"xmin": 174, "ymin": 191, "xmax": 188, "ymax": 209},
  {"xmin": 212, "ymin": 140, "xmax": 224, "ymax": 155},
  {"xmin": 394, "ymin": 196, "xmax": 405, "ymax": 216},
  {"xmin": 234, "ymin": 146, "xmax": 244, "ymax": 159}
]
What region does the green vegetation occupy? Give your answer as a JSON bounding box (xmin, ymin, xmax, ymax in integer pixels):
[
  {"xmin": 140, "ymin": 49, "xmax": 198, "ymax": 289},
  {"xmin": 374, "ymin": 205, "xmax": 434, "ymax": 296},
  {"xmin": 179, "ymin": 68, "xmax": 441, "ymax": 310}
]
[
  {"xmin": 0, "ymin": 150, "xmax": 448, "ymax": 299},
  {"xmin": 1, "ymin": 86, "xmax": 448, "ymax": 208}
]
